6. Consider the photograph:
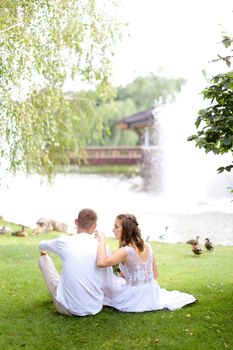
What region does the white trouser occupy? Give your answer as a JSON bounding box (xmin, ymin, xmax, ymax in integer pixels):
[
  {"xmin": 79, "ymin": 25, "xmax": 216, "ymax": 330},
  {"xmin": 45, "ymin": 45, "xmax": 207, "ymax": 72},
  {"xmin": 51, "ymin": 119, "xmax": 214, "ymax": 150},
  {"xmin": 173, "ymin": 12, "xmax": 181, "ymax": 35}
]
[{"xmin": 39, "ymin": 255, "xmax": 73, "ymax": 316}]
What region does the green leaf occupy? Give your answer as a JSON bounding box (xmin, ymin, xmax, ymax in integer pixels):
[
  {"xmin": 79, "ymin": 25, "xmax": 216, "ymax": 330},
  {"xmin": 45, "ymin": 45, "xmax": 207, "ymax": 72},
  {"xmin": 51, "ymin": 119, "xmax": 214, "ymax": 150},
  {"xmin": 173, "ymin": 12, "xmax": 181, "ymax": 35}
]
[
  {"xmin": 187, "ymin": 135, "xmax": 197, "ymax": 141},
  {"xmin": 217, "ymin": 167, "xmax": 225, "ymax": 173}
]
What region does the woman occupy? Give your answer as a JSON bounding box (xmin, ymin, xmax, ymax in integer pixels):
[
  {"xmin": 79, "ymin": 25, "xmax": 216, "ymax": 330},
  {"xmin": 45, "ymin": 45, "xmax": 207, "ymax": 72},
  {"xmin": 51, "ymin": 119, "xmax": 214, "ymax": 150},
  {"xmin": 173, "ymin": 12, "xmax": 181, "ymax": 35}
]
[{"xmin": 96, "ymin": 213, "xmax": 196, "ymax": 312}]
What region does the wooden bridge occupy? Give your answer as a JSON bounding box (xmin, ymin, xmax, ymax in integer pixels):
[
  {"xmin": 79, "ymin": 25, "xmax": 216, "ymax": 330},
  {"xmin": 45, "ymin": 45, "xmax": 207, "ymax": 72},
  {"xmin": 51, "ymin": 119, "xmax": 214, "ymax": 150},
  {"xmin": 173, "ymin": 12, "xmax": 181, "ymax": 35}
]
[
  {"xmin": 68, "ymin": 146, "xmax": 159, "ymax": 166},
  {"xmin": 69, "ymin": 146, "xmax": 147, "ymax": 165},
  {"xmin": 68, "ymin": 108, "xmax": 158, "ymax": 166}
]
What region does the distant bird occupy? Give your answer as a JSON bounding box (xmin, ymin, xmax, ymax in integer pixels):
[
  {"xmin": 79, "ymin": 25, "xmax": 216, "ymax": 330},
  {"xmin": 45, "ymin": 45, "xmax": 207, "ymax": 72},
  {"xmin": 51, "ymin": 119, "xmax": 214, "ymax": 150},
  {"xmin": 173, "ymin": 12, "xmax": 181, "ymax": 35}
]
[
  {"xmin": 192, "ymin": 242, "xmax": 203, "ymax": 255},
  {"xmin": 0, "ymin": 226, "xmax": 7, "ymax": 234},
  {"xmin": 11, "ymin": 226, "xmax": 28, "ymax": 237},
  {"xmin": 204, "ymin": 238, "xmax": 214, "ymax": 251},
  {"xmin": 0, "ymin": 226, "xmax": 12, "ymax": 234},
  {"xmin": 158, "ymin": 226, "xmax": 169, "ymax": 240},
  {"xmin": 186, "ymin": 236, "xmax": 200, "ymax": 245}
]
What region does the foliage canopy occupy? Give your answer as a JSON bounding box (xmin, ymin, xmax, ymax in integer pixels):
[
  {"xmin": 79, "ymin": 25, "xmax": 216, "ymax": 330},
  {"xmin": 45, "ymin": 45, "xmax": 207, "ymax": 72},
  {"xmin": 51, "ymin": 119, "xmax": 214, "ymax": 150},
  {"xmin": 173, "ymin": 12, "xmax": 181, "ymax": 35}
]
[{"xmin": 0, "ymin": 0, "xmax": 122, "ymax": 178}]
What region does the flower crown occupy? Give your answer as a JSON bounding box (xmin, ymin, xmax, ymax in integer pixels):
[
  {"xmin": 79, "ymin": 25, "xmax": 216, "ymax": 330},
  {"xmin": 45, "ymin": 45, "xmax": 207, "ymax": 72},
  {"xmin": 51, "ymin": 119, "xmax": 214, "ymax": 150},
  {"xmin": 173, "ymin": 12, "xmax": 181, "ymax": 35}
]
[{"xmin": 124, "ymin": 214, "xmax": 138, "ymax": 226}]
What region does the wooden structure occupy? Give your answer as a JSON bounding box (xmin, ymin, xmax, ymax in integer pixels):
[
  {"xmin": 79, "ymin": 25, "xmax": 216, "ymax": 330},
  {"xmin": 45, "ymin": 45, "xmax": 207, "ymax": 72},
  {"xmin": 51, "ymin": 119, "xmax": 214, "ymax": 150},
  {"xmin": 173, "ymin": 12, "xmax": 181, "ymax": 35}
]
[
  {"xmin": 68, "ymin": 108, "xmax": 158, "ymax": 166},
  {"xmin": 71, "ymin": 146, "xmax": 144, "ymax": 165},
  {"xmin": 116, "ymin": 108, "xmax": 155, "ymax": 131},
  {"xmin": 116, "ymin": 108, "xmax": 156, "ymax": 146}
]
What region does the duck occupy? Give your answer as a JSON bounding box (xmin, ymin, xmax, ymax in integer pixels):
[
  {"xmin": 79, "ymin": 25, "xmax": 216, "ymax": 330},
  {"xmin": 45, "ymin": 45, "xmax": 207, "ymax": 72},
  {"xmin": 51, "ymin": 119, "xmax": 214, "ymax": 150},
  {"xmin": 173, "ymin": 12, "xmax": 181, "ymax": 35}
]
[
  {"xmin": 0, "ymin": 226, "xmax": 8, "ymax": 235},
  {"xmin": 204, "ymin": 238, "xmax": 214, "ymax": 251},
  {"xmin": 11, "ymin": 226, "xmax": 28, "ymax": 237},
  {"xmin": 0, "ymin": 226, "xmax": 11, "ymax": 234},
  {"xmin": 186, "ymin": 236, "xmax": 200, "ymax": 245},
  {"xmin": 192, "ymin": 242, "xmax": 202, "ymax": 255}
]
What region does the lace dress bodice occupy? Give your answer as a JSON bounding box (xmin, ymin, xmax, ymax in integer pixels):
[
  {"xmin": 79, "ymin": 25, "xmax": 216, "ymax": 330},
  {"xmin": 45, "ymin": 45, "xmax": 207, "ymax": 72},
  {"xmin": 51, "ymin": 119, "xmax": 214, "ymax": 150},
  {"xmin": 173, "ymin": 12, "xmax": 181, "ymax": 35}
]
[{"xmin": 119, "ymin": 245, "xmax": 154, "ymax": 286}]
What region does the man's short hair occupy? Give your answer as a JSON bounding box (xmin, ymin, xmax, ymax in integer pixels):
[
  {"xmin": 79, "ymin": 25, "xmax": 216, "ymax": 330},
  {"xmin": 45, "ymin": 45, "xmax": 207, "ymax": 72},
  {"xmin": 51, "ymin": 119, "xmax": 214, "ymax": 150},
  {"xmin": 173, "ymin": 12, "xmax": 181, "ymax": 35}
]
[{"xmin": 77, "ymin": 208, "xmax": 97, "ymax": 230}]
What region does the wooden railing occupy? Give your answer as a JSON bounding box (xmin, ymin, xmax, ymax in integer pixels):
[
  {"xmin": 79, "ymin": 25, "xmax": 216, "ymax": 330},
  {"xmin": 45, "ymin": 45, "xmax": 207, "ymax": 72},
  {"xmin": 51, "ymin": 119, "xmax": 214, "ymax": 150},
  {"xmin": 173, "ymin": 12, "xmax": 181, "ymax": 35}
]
[
  {"xmin": 68, "ymin": 146, "xmax": 159, "ymax": 165},
  {"xmin": 69, "ymin": 146, "xmax": 146, "ymax": 165}
]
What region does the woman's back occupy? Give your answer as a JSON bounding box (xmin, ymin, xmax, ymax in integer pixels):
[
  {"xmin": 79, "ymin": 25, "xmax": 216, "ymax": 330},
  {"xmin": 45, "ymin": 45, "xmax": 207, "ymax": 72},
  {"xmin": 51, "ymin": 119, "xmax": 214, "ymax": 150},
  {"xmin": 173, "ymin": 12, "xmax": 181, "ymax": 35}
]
[
  {"xmin": 98, "ymin": 213, "xmax": 196, "ymax": 312},
  {"xmin": 104, "ymin": 242, "xmax": 196, "ymax": 312},
  {"xmin": 119, "ymin": 244, "xmax": 154, "ymax": 286}
]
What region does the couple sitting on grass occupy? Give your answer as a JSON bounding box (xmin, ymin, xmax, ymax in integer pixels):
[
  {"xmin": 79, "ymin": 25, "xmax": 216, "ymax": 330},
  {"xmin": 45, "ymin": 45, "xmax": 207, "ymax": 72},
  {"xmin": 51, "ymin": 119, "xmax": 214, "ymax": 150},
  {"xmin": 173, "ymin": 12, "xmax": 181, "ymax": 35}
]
[{"xmin": 39, "ymin": 208, "xmax": 196, "ymax": 316}]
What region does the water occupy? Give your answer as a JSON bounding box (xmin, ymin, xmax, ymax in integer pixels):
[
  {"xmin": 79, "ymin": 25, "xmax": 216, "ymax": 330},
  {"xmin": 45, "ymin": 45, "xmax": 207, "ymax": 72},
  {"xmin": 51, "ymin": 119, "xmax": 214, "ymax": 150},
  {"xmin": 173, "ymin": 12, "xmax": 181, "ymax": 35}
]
[
  {"xmin": 0, "ymin": 78, "xmax": 233, "ymax": 246},
  {"xmin": 0, "ymin": 171, "xmax": 233, "ymax": 246}
]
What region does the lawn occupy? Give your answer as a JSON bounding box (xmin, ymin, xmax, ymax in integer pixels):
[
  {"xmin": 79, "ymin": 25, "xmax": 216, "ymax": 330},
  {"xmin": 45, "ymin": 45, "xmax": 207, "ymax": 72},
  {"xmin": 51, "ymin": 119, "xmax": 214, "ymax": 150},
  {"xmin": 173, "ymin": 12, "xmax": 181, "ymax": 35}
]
[{"xmin": 0, "ymin": 220, "xmax": 232, "ymax": 350}]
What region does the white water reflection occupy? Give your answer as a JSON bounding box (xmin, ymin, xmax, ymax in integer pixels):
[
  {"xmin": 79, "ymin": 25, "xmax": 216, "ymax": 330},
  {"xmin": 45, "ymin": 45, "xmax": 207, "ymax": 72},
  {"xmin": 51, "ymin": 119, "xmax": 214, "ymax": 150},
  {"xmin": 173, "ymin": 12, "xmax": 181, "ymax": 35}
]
[{"xmin": 0, "ymin": 172, "xmax": 233, "ymax": 246}]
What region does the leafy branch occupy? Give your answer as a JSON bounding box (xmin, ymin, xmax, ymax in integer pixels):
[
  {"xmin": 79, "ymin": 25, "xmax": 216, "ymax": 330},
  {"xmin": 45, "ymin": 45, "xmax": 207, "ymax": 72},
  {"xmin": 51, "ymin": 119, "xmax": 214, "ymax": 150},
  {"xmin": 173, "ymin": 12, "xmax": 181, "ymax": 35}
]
[{"xmin": 188, "ymin": 33, "xmax": 233, "ymax": 173}]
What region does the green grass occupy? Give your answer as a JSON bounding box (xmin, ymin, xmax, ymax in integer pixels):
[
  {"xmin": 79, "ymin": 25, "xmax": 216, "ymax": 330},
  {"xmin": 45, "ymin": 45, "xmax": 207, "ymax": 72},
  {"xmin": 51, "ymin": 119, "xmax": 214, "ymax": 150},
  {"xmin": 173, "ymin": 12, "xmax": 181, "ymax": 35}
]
[
  {"xmin": 0, "ymin": 220, "xmax": 233, "ymax": 350},
  {"xmin": 56, "ymin": 164, "xmax": 140, "ymax": 175}
]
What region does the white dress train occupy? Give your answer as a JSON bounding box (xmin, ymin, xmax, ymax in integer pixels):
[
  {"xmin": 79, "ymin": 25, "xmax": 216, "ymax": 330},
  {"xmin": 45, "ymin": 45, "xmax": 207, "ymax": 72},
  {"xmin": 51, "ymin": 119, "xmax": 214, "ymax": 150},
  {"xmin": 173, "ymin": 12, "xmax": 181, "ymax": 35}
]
[{"xmin": 103, "ymin": 245, "xmax": 196, "ymax": 312}]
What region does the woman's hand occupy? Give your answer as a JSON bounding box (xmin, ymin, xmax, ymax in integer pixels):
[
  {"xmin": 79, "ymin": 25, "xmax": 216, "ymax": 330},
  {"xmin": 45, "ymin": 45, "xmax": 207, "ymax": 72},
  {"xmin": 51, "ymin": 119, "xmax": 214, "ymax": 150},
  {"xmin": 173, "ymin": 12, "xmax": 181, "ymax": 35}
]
[{"xmin": 95, "ymin": 230, "xmax": 105, "ymax": 241}]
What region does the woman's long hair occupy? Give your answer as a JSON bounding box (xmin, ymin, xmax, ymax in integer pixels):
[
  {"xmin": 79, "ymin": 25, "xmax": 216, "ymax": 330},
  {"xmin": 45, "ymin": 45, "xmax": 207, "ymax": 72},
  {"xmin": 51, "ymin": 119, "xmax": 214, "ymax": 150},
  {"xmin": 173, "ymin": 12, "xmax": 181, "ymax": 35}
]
[{"xmin": 117, "ymin": 214, "xmax": 144, "ymax": 252}]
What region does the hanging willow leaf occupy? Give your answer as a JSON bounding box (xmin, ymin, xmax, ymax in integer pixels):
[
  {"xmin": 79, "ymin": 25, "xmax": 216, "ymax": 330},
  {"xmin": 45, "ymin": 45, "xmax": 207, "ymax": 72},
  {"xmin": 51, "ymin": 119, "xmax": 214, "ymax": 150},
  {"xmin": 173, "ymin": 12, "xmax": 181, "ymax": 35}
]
[{"xmin": 0, "ymin": 0, "xmax": 123, "ymax": 179}]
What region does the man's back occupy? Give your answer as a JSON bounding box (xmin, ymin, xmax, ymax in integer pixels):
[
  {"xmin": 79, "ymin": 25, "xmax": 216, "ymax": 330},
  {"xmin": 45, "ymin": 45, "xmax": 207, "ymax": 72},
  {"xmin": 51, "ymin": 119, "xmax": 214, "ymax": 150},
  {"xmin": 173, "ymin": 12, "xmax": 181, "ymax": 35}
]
[{"xmin": 39, "ymin": 233, "xmax": 104, "ymax": 316}]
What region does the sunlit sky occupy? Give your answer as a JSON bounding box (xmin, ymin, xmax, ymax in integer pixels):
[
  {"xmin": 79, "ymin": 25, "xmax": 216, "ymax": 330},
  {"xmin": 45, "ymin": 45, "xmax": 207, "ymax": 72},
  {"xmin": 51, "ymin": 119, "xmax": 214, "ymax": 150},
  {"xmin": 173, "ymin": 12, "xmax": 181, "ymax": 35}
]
[{"xmin": 111, "ymin": 0, "xmax": 233, "ymax": 86}]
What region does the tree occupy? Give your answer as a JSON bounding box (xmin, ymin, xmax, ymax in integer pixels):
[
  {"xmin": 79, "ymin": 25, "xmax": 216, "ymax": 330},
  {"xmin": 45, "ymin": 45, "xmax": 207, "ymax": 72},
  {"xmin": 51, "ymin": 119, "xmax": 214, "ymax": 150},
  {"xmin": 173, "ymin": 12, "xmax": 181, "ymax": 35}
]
[
  {"xmin": 0, "ymin": 0, "xmax": 122, "ymax": 178},
  {"xmin": 187, "ymin": 34, "xmax": 233, "ymax": 173},
  {"xmin": 116, "ymin": 73, "xmax": 185, "ymax": 111},
  {"xmin": 62, "ymin": 73, "xmax": 186, "ymax": 148},
  {"xmin": 101, "ymin": 98, "xmax": 139, "ymax": 146}
]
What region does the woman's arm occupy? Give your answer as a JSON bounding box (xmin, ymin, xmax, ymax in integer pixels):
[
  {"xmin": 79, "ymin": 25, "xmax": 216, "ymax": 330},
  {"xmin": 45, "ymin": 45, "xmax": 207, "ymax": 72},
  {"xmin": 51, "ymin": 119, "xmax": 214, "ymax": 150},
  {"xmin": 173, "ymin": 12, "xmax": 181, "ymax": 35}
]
[{"xmin": 96, "ymin": 231, "xmax": 127, "ymax": 267}]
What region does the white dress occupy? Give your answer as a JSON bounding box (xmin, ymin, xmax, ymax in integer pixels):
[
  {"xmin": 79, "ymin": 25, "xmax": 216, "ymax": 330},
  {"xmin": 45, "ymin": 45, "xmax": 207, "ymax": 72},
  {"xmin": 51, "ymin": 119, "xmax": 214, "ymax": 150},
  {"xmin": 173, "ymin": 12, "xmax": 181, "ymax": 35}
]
[{"xmin": 103, "ymin": 245, "xmax": 196, "ymax": 312}]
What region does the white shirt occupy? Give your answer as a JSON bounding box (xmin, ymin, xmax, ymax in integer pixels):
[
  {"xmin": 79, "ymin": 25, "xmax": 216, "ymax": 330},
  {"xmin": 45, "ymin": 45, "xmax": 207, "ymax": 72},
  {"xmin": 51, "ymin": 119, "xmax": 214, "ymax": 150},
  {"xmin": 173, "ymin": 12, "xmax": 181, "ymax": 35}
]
[{"xmin": 39, "ymin": 233, "xmax": 113, "ymax": 316}]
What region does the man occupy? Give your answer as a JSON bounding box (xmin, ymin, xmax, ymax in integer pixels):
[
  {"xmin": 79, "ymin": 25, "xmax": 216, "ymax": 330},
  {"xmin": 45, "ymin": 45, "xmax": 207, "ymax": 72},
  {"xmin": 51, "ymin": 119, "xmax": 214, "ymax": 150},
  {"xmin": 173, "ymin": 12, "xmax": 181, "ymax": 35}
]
[{"xmin": 38, "ymin": 208, "xmax": 113, "ymax": 316}]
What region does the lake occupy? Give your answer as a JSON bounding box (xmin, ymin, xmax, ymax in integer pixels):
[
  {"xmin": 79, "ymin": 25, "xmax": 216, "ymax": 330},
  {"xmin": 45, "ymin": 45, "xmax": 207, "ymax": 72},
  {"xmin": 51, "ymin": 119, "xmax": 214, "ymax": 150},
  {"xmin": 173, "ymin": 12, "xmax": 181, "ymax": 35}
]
[{"xmin": 0, "ymin": 172, "xmax": 233, "ymax": 246}]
